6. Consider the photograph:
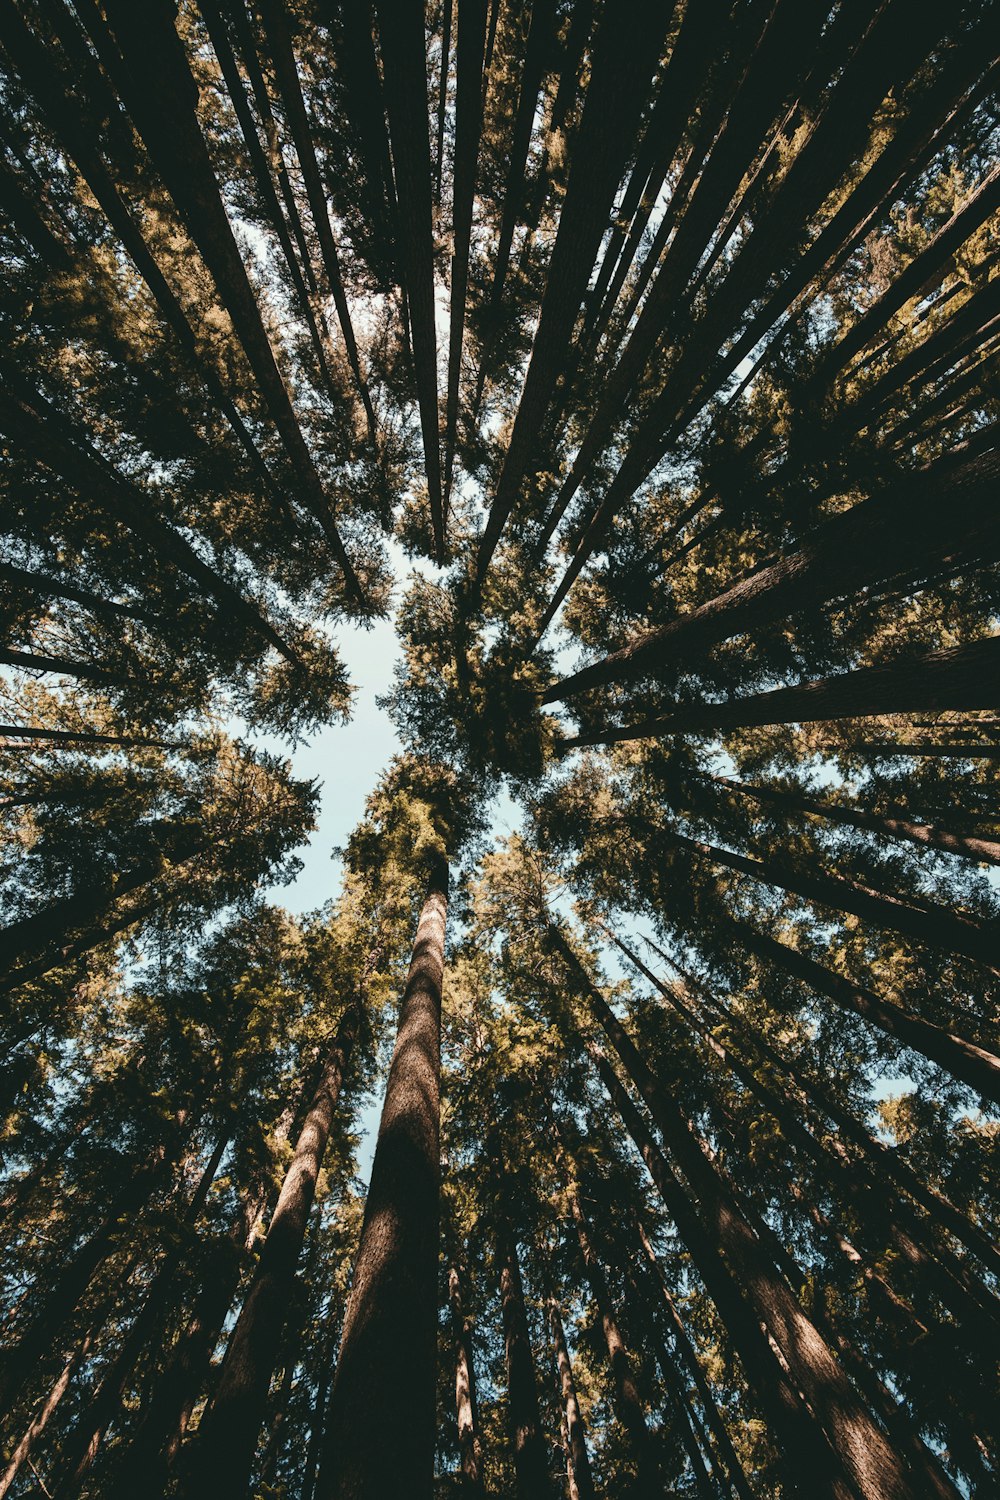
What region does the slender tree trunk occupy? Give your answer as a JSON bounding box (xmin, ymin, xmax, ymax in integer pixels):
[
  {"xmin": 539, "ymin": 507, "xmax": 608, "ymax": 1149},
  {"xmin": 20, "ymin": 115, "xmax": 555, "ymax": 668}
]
[
  {"xmin": 0, "ymin": 725, "xmax": 176, "ymax": 750},
  {"xmin": 0, "ymin": 823, "xmax": 205, "ymax": 995},
  {"xmin": 374, "ymin": 0, "xmax": 444, "ymax": 557},
  {"xmin": 552, "ymin": 931, "xmax": 920, "ymax": 1500},
  {"xmin": 193, "ymin": 1006, "xmax": 359, "ymax": 1498},
  {"xmin": 97, "ymin": 0, "xmax": 364, "ymax": 604},
  {"xmin": 111, "ymin": 1192, "xmax": 269, "ymax": 1500},
  {"xmin": 548, "ymin": 1297, "xmax": 594, "ymax": 1500},
  {"xmin": 634, "ymin": 1221, "xmax": 755, "ymax": 1500},
  {"xmin": 642, "ymin": 939, "xmax": 1000, "ymax": 1319},
  {"xmin": 732, "ymin": 921, "xmax": 1000, "ymax": 1103},
  {"xmin": 659, "ymin": 826, "xmax": 1000, "ymax": 979},
  {"xmin": 589, "ymin": 1044, "xmax": 853, "ymax": 1500},
  {"xmin": 495, "ymin": 1211, "xmax": 550, "ymax": 1500},
  {"xmin": 474, "ymin": 1, "xmax": 671, "ymax": 589},
  {"xmin": 0, "ymin": 371, "xmax": 298, "ymax": 664},
  {"xmin": 51, "ymin": 1133, "xmax": 230, "ymax": 1497},
  {"xmin": 561, "ymin": 635, "xmax": 1000, "ymax": 752},
  {"xmin": 705, "ymin": 771, "xmax": 1000, "ymax": 867},
  {"xmin": 317, "ymin": 853, "xmax": 448, "ymax": 1500},
  {"xmin": 443, "ymin": 0, "xmax": 487, "ymax": 503},
  {"xmin": 2, "ymin": 0, "xmax": 282, "ymax": 500},
  {"xmin": 562, "ymin": 1174, "xmax": 661, "ymax": 1498},
  {"xmin": 449, "ymin": 1260, "xmax": 484, "ymax": 1495},
  {"xmin": 256, "ymin": 0, "xmax": 375, "ymax": 437},
  {"xmin": 0, "ymin": 1156, "xmax": 168, "ymax": 1420},
  {"xmin": 546, "ymin": 446, "xmax": 1000, "ymax": 701},
  {"xmin": 0, "ymin": 1320, "xmax": 101, "ymax": 1499},
  {"xmin": 471, "ymin": 0, "xmax": 557, "ymax": 418}
]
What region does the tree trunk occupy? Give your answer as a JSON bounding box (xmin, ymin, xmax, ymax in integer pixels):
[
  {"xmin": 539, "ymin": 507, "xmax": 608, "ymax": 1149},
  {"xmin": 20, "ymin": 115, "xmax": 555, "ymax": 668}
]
[
  {"xmin": 316, "ymin": 853, "xmax": 448, "ymax": 1500},
  {"xmin": 495, "ymin": 1211, "xmax": 550, "ymax": 1500},
  {"xmin": 374, "ymin": 0, "xmax": 444, "ymax": 557},
  {"xmin": 634, "ymin": 1221, "xmax": 755, "ymax": 1500},
  {"xmin": 197, "ymin": 0, "xmax": 334, "ymax": 387},
  {"xmin": 553, "ymin": 931, "xmax": 920, "ymax": 1500},
  {"xmin": 645, "ymin": 938, "xmax": 1000, "ymax": 1317},
  {"xmin": 588, "ymin": 1044, "xmax": 853, "ymax": 1500},
  {"xmin": 449, "ymin": 1260, "xmax": 484, "ymax": 1495},
  {"xmin": 193, "ymin": 1005, "xmax": 359, "ymax": 1498},
  {"xmin": 565, "ymin": 1177, "xmax": 661, "ymax": 1499},
  {"xmin": 51, "ymin": 1133, "xmax": 230, "ymax": 1497},
  {"xmin": 705, "ymin": 771, "xmax": 1000, "ymax": 868},
  {"xmin": 732, "ymin": 921, "xmax": 1000, "ymax": 1104},
  {"xmin": 0, "ymin": 370, "xmax": 298, "ymax": 664},
  {"xmin": 546, "ymin": 446, "xmax": 1000, "ymax": 701},
  {"xmin": 256, "ymin": 0, "xmax": 375, "ymax": 437},
  {"xmin": 0, "ymin": 1156, "xmax": 169, "ymax": 1421},
  {"xmin": 473, "ymin": 0, "xmax": 671, "ymax": 589},
  {"xmin": 471, "ymin": 0, "xmax": 557, "ymax": 416},
  {"xmin": 548, "ymin": 1298, "xmax": 594, "ymax": 1500},
  {"xmin": 443, "ymin": 0, "xmax": 487, "ymax": 503},
  {"xmin": 0, "ymin": 821, "xmax": 205, "ymax": 995},
  {"xmin": 658, "ymin": 826, "xmax": 1000, "ymax": 980},
  {"xmin": 110, "ymin": 1190, "xmax": 269, "ymax": 1500},
  {"xmin": 561, "ymin": 636, "xmax": 1000, "ymax": 753},
  {"xmin": 97, "ymin": 0, "xmax": 364, "ymax": 604}
]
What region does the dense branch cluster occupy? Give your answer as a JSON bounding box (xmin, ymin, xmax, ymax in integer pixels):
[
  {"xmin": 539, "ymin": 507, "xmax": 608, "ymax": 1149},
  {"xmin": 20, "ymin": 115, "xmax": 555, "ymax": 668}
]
[{"xmin": 0, "ymin": 1, "xmax": 998, "ymax": 1497}]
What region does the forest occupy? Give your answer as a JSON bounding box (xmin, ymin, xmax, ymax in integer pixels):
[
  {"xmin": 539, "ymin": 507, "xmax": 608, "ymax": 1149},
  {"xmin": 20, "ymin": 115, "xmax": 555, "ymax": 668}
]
[{"xmin": 0, "ymin": 0, "xmax": 998, "ymax": 1496}]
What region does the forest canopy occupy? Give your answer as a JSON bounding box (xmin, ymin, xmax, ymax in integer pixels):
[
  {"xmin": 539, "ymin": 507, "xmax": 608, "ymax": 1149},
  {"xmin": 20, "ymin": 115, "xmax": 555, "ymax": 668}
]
[{"xmin": 1, "ymin": 1, "xmax": 999, "ymax": 1497}]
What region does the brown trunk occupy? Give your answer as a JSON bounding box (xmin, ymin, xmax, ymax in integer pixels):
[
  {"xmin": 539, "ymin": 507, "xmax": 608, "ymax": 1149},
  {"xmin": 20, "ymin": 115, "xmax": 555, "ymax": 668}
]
[
  {"xmin": 562, "ymin": 635, "xmax": 1000, "ymax": 751},
  {"xmin": 256, "ymin": 0, "xmax": 375, "ymax": 437},
  {"xmin": 634, "ymin": 1222, "xmax": 755, "ymax": 1500},
  {"xmin": 645, "ymin": 826, "xmax": 1000, "ymax": 980},
  {"xmin": 552, "ymin": 930, "xmax": 919, "ymax": 1500},
  {"xmin": 52, "ymin": 1133, "xmax": 230, "ymax": 1497},
  {"xmin": 192, "ymin": 1006, "xmax": 358, "ymax": 1497},
  {"xmin": 548, "ymin": 1297, "xmax": 594, "ymax": 1500},
  {"xmin": 495, "ymin": 1211, "xmax": 550, "ymax": 1500},
  {"xmin": 546, "ymin": 447, "xmax": 1000, "ymax": 701},
  {"xmin": 474, "ymin": 1, "xmax": 671, "ymax": 589},
  {"xmin": 706, "ymin": 771, "xmax": 1000, "ymax": 868},
  {"xmin": 442, "ymin": 0, "xmax": 487, "ymax": 503},
  {"xmin": 733, "ymin": 921, "xmax": 1000, "ymax": 1103},
  {"xmin": 374, "ymin": 0, "xmax": 444, "ymax": 557},
  {"xmin": 98, "ymin": 0, "xmax": 364, "ymax": 604},
  {"xmin": 588, "ymin": 1044, "xmax": 852, "ymax": 1500},
  {"xmin": 317, "ymin": 854, "xmax": 448, "ymax": 1500},
  {"xmin": 449, "ymin": 1260, "xmax": 484, "ymax": 1495},
  {"xmin": 0, "ymin": 1155, "xmax": 169, "ymax": 1420}
]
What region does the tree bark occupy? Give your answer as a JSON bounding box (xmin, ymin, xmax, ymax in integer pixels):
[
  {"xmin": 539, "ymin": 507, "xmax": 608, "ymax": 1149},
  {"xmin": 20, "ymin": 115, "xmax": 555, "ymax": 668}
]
[
  {"xmin": 565, "ymin": 1177, "xmax": 661, "ymax": 1499},
  {"xmin": 443, "ymin": 0, "xmax": 487, "ymax": 503},
  {"xmin": 546, "ymin": 446, "xmax": 1000, "ymax": 701},
  {"xmin": 705, "ymin": 771, "xmax": 1000, "ymax": 868},
  {"xmin": 656, "ymin": 826, "xmax": 1000, "ymax": 980},
  {"xmin": 0, "ymin": 1155, "xmax": 170, "ymax": 1421},
  {"xmin": 449, "ymin": 1259, "xmax": 484, "ymax": 1495},
  {"xmin": 374, "ymin": 0, "xmax": 444, "ymax": 557},
  {"xmin": 97, "ymin": 0, "xmax": 365, "ymax": 604},
  {"xmin": 317, "ymin": 853, "xmax": 448, "ymax": 1500},
  {"xmin": 51, "ymin": 1133, "xmax": 230, "ymax": 1497},
  {"xmin": 495, "ymin": 1210, "xmax": 550, "ymax": 1500},
  {"xmin": 548, "ymin": 1297, "xmax": 594, "ymax": 1500},
  {"xmin": 732, "ymin": 921, "xmax": 1000, "ymax": 1104},
  {"xmin": 634, "ymin": 1221, "xmax": 755, "ymax": 1500},
  {"xmin": 194, "ymin": 1005, "xmax": 359, "ymax": 1498},
  {"xmin": 473, "ymin": 0, "xmax": 672, "ymax": 589},
  {"xmin": 256, "ymin": 0, "xmax": 375, "ymax": 436},
  {"xmin": 562, "ymin": 633, "xmax": 1000, "ymax": 745},
  {"xmin": 552, "ymin": 930, "xmax": 920, "ymax": 1500},
  {"xmin": 589, "ymin": 1044, "xmax": 853, "ymax": 1500}
]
